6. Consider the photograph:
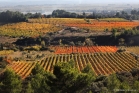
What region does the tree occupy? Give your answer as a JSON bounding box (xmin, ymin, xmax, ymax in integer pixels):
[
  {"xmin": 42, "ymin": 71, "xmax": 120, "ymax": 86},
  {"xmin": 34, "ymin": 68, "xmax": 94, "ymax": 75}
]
[
  {"xmin": 85, "ymin": 38, "xmax": 94, "ymax": 46},
  {"xmin": 132, "ymin": 81, "xmax": 139, "ymax": 93},
  {"xmin": 76, "ymin": 41, "xmax": 83, "ymax": 46},
  {"xmin": 33, "ymin": 13, "xmax": 42, "ymax": 18},
  {"xmin": 41, "ymin": 40, "xmax": 46, "ymax": 48},
  {"xmin": 0, "ymin": 10, "xmax": 27, "ymax": 22},
  {"xmin": 100, "ymin": 87, "xmax": 109, "ymax": 93},
  {"xmin": 82, "ymin": 63, "xmax": 96, "ymax": 79},
  {"xmin": 25, "ymin": 82, "xmax": 34, "ymax": 93},
  {"xmin": 69, "ymin": 41, "xmax": 75, "ymax": 46},
  {"xmin": 53, "ymin": 60, "xmax": 95, "ymax": 93},
  {"xmin": 0, "ymin": 68, "xmax": 22, "ymax": 93},
  {"xmin": 111, "ymin": 28, "xmax": 117, "ymax": 39},
  {"xmin": 30, "ymin": 64, "xmax": 56, "ymax": 93},
  {"xmin": 106, "ymin": 74, "xmax": 120, "ymax": 93},
  {"xmin": 119, "ymin": 81, "xmax": 131, "ymax": 93},
  {"xmin": 30, "ymin": 74, "xmax": 51, "ymax": 93},
  {"xmin": 118, "ymin": 38, "xmax": 125, "ymax": 46},
  {"xmin": 116, "ymin": 12, "xmax": 120, "ymax": 17},
  {"xmin": 51, "ymin": 9, "xmax": 79, "ymax": 18},
  {"xmin": 131, "ymin": 10, "xmax": 137, "ymax": 15},
  {"xmin": 0, "ymin": 43, "xmax": 3, "ymax": 50},
  {"xmin": 59, "ymin": 39, "xmax": 62, "ymax": 46},
  {"xmin": 83, "ymin": 12, "xmax": 86, "ymax": 18},
  {"xmin": 104, "ymin": 28, "xmax": 109, "ymax": 33},
  {"xmin": 53, "ymin": 60, "xmax": 78, "ymax": 93},
  {"xmin": 74, "ymin": 64, "xmax": 96, "ymax": 93},
  {"xmin": 31, "ymin": 63, "xmax": 46, "ymax": 76}
]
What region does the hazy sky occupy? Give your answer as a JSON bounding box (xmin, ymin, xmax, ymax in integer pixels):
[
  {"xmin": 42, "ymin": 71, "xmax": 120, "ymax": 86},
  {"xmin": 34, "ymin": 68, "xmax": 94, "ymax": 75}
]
[{"xmin": 0, "ymin": 0, "xmax": 139, "ymax": 4}]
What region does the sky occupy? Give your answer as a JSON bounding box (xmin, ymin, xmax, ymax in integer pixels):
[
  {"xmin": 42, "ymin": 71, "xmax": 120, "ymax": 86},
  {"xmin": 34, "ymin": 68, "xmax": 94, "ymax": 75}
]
[{"xmin": 0, "ymin": 0, "xmax": 139, "ymax": 5}]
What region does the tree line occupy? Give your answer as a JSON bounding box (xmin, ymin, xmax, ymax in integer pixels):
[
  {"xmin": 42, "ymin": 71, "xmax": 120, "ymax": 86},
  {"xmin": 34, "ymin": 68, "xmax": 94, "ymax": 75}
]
[
  {"xmin": 1, "ymin": 9, "xmax": 139, "ymax": 23},
  {"xmin": 0, "ymin": 10, "xmax": 27, "ymax": 23},
  {"xmin": 0, "ymin": 10, "xmax": 43, "ymax": 23},
  {"xmin": 51, "ymin": 9, "xmax": 139, "ymax": 20}
]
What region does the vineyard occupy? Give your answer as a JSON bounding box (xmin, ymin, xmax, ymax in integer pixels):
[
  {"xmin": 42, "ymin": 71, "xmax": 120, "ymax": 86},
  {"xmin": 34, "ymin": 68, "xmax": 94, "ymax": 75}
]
[
  {"xmin": 64, "ymin": 22, "xmax": 139, "ymax": 31},
  {"xmin": 28, "ymin": 18, "xmax": 128, "ymax": 24},
  {"xmin": 99, "ymin": 18, "xmax": 128, "ymax": 22},
  {"xmin": 0, "ymin": 50, "xmax": 14, "ymax": 55},
  {"xmin": 0, "ymin": 18, "xmax": 139, "ymax": 37},
  {"xmin": 28, "ymin": 18, "xmax": 88, "ymax": 24},
  {"xmin": 123, "ymin": 46, "xmax": 139, "ymax": 55},
  {"xmin": 0, "ymin": 22, "xmax": 62, "ymax": 37},
  {"xmin": 28, "ymin": 18, "xmax": 139, "ymax": 31},
  {"xmin": 8, "ymin": 52, "xmax": 137, "ymax": 79},
  {"xmin": 1, "ymin": 17, "xmax": 139, "ymax": 80},
  {"xmin": 50, "ymin": 46, "xmax": 118, "ymax": 54}
]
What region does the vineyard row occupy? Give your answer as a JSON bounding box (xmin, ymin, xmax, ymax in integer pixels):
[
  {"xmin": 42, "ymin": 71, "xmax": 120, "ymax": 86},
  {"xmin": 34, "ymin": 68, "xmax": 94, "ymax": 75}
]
[
  {"xmin": 8, "ymin": 52, "xmax": 137, "ymax": 79},
  {"xmin": 50, "ymin": 46, "xmax": 118, "ymax": 54}
]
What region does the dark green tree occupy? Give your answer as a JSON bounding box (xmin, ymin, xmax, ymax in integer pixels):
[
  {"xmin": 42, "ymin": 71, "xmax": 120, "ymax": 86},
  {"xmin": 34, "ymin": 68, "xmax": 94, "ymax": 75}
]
[
  {"xmin": 106, "ymin": 74, "xmax": 120, "ymax": 93},
  {"xmin": 53, "ymin": 60, "xmax": 96, "ymax": 93},
  {"xmin": 132, "ymin": 81, "xmax": 139, "ymax": 93},
  {"xmin": 119, "ymin": 81, "xmax": 130, "ymax": 93},
  {"xmin": 0, "ymin": 68, "xmax": 22, "ymax": 93},
  {"xmin": 83, "ymin": 12, "xmax": 86, "ymax": 18},
  {"xmin": 31, "ymin": 63, "xmax": 45, "ymax": 75},
  {"xmin": 0, "ymin": 10, "xmax": 27, "ymax": 22},
  {"xmin": 116, "ymin": 12, "xmax": 120, "ymax": 17},
  {"xmin": 111, "ymin": 28, "xmax": 117, "ymax": 39},
  {"xmin": 30, "ymin": 74, "xmax": 50, "ymax": 93},
  {"xmin": 81, "ymin": 63, "xmax": 96, "ymax": 80},
  {"xmin": 30, "ymin": 63, "xmax": 56, "ymax": 93},
  {"xmin": 25, "ymin": 82, "xmax": 34, "ymax": 93}
]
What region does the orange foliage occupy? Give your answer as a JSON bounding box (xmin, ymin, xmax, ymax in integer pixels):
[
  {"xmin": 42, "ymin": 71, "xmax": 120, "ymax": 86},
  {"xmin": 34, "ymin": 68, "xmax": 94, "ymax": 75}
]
[
  {"xmin": 50, "ymin": 46, "xmax": 117, "ymax": 54},
  {"xmin": 64, "ymin": 22, "xmax": 139, "ymax": 31},
  {"xmin": 28, "ymin": 18, "xmax": 139, "ymax": 31}
]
